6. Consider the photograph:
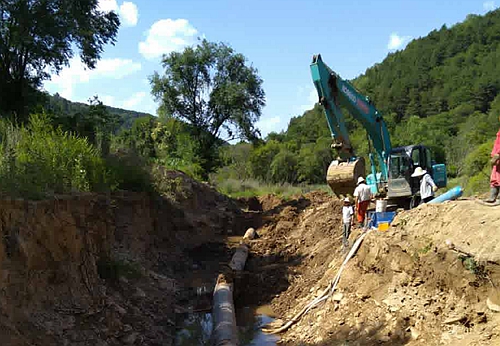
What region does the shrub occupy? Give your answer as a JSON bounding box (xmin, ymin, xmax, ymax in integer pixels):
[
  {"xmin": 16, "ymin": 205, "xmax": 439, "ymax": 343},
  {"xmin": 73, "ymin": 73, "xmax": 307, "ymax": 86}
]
[
  {"xmin": 0, "ymin": 114, "xmax": 109, "ymax": 199},
  {"xmin": 105, "ymin": 149, "xmax": 153, "ymax": 192}
]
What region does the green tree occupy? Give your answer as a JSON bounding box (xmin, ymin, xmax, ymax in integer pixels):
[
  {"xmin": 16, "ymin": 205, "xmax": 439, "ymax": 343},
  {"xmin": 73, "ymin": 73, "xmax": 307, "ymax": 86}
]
[
  {"xmin": 270, "ymin": 149, "xmax": 298, "ymax": 183},
  {"xmin": 0, "ymin": 0, "xmax": 120, "ymax": 119},
  {"xmin": 50, "ymin": 96, "xmax": 119, "ymax": 156},
  {"xmin": 150, "ymin": 39, "xmax": 265, "ymax": 175}
]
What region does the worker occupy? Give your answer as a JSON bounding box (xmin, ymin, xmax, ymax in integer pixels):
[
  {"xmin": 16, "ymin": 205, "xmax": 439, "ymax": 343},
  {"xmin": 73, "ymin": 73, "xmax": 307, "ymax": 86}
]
[
  {"xmin": 486, "ymin": 121, "xmax": 500, "ymax": 203},
  {"xmin": 342, "ymin": 197, "xmax": 354, "ymax": 249},
  {"xmin": 411, "ymin": 166, "xmax": 438, "ymax": 204},
  {"xmin": 353, "ymin": 176, "xmax": 371, "ymax": 226}
]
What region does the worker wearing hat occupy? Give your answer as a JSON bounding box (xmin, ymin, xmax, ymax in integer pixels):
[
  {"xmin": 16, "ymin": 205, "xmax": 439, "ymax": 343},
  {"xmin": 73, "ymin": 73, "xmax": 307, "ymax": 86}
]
[
  {"xmin": 342, "ymin": 197, "xmax": 354, "ymax": 249},
  {"xmin": 353, "ymin": 176, "xmax": 372, "ymax": 226},
  {"xmin": 411, "ymin": 166, "xmax": 438, "ymax": 204}
]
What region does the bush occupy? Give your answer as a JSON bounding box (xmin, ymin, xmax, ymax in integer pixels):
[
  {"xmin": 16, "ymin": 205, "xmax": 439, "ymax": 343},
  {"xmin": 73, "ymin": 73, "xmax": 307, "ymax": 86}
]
[
  {"xmin": 105, "ymin": 149, "xmax": 153, "ymax": 192},
  {"xmin": 0, "ymin": 114, "xmax": 109, "ymax": 199}
]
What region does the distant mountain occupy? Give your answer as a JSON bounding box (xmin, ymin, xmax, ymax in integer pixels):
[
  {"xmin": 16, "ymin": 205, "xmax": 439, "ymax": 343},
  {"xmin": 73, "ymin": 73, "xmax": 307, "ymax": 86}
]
[{"xmin": 47, "ymin": 93, "xmax": 154, "ymax": 130}]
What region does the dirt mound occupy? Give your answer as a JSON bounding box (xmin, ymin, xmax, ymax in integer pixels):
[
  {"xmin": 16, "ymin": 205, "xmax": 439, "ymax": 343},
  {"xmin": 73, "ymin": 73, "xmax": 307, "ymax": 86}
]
[
  {"xmin": 244, "ymin": 195, "xmax": 500, "ymax": 345},
  {"xmin": 391, "ymin": 200, "xmax": 500, "ymax": 262},
  {"xmin": 258, "ymin": 194, "xmax": 285, "ymax": 212},
  {"xmin": 157, "ymin": 170, "xmax": 252, "ymax": 238}
]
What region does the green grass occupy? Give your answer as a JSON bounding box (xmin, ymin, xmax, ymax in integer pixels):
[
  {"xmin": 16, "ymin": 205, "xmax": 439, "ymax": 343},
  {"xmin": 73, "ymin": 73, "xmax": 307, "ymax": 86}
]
[
  {"xmin": 212, "ymin": 178, "xmax": 332, "ymax": 199},
  {"xmin": 445, "ymin": 174, "xmax": 490, "ymax": 197}
]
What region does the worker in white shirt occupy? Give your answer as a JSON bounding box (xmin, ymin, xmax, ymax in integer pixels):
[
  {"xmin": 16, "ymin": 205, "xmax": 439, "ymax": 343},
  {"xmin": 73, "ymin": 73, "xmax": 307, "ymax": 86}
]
[
  {"xmin": 411, "ymin": 166, "xmax": 438, "ymax": 204},
  {"xmin": 353, "ymin": 176, "xmax": 372, "ymax": 226}
]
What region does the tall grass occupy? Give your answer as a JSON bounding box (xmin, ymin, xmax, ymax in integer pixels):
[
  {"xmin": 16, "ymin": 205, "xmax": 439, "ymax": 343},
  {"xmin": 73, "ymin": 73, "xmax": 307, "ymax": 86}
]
[
  {"xmin": 0, "ymin": 114, "xmax": 110, "ymax": 199},
  {"xmin": 212, "ymin": 178, "xmax": 332, "ymax": 199}
]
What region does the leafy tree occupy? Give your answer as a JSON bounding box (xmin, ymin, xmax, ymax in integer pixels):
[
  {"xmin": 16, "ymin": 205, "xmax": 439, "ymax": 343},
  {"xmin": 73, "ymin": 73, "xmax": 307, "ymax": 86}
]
[
  {"xmin": 150, "ymin": 39, "xmax": 265, "ymax": 174},
  {"xmin": 50, "ymin": 96, "xmax": 119, "ymax": 156},
  {"xmin": 0, "ymin": 0, "xmax": 120, "ymax": 119},
  {"xmin": 249, "ymin": 140, "xmax": 282, "ymax": 182},
  {"xmin": 270, "ymin": 149, "xmax": 298, "ymax": 183}
]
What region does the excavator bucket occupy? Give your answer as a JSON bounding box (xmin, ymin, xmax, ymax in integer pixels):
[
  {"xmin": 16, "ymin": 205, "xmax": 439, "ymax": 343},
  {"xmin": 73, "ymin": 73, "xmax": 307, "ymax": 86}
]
[{"xmin": 326, "ymin": 157, "xmax": 366, "ymax": 197}]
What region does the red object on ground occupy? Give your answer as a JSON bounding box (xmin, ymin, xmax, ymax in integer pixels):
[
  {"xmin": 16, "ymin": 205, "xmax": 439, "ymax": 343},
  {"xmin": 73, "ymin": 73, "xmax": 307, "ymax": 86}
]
[
  {"xmin": 491, "ymin": 129, "xmax": 500, "ymax": 187},
  {"xmin": 356, "ymin": 200, "xmax": 370, "ymax": 224}
]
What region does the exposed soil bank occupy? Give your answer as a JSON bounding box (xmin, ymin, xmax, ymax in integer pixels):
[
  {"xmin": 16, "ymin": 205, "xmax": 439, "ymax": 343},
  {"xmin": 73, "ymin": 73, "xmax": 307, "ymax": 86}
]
[
  {"xmin": 242, "ymin": 194, "xmax": 500, "ymax": 346},
  {"xmin": 1, "ymin": 172, "xmax": 499, "ymax": 346},
  {"xmin": 0, "ymin": 172, "xmax": 250, "ymax": 345}
]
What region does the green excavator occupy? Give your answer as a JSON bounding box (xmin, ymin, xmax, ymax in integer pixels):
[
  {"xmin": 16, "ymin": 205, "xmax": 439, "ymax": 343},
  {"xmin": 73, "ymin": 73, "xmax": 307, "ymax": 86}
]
[{"xmin": 310, "ymin": 54, "xmax": 447, "ymax": 207}]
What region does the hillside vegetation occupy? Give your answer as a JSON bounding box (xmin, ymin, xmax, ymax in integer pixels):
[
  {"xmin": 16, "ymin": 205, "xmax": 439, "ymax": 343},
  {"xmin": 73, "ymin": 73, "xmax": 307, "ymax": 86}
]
[
  {"xmin": 213, "ymin": 9, "xmax": 500, "ymax": 196},
  {"xmin": 47, "ymin": 93, "xmax": 153, "ymax": 131},
  {"xmin": 1, "ymin": 0, "xmax": 498, "ymax": 200}
]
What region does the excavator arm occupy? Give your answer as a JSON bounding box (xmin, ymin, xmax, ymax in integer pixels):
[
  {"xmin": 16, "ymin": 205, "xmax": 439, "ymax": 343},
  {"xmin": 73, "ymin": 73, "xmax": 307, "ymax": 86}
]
[{"xmin": 310, "ymin": 54, "xmax": 392, "ymax": 195}]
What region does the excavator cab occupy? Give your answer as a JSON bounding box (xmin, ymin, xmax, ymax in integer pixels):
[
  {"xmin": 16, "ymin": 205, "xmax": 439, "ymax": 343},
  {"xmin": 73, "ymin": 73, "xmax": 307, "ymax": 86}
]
[{"xmin": 387, "ymin": 145, "xmax": 447, "ymax": 205}]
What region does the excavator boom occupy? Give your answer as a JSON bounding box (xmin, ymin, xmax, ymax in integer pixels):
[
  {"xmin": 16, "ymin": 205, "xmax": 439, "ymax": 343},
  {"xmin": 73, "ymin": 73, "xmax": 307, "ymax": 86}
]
[{"xmin": 310, "ymin": 54, "xmax": 392, "ymax": 196}]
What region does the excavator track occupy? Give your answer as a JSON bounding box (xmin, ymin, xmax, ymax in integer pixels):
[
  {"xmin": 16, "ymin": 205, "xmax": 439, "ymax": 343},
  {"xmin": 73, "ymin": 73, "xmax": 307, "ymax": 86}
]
[{"xmin": 326, "ymin": 157, "xmax": 366, "ymax": 197}]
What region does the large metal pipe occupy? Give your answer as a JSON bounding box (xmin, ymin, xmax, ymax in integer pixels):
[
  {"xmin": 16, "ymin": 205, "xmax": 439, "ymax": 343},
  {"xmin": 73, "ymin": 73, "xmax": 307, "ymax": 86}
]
[
  {"xmin": 212, "ymin": 280, "xmax": 238, "ymax": 346},
  {"xmin": 428, "ymin": 186, "xmax": 463, "ymax": 204},
  {"xmin": 212, "ymin": 244, "xmax": 249, "ymax": 346}
]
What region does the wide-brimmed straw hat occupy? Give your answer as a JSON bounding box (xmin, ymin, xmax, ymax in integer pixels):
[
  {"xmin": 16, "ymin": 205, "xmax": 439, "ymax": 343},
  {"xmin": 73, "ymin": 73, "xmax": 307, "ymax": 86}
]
[{"xmin": 411, "ymin": 166, "xmax": 427, "ymax": 177}]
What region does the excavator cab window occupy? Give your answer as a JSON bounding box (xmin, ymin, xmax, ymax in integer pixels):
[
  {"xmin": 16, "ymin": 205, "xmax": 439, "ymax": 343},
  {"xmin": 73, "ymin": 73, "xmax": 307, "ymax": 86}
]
[
  {"xmin": 411, "ymin": 148, "xmax": 421, "ymax": 168},
  {"xmin": 389, "ymin": 154, "xmax": 411, "ymax": 179},
  {"xmin": 410, "ymin": 146, "xmax": 433, "ymax": 173}
]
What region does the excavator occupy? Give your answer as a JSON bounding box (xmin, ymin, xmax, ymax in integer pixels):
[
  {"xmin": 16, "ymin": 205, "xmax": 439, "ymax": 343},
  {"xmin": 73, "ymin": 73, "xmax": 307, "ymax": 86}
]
[{"xmin": 310, "ymin": 54, "xmax": 447, "ymax": 208}]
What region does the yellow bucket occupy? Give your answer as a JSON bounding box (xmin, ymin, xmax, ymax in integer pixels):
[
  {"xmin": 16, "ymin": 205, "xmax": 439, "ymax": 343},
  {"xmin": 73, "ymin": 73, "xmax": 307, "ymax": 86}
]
[{"xmin": 378, "ymin": 222, "xmax": 389, "ymax": 231}]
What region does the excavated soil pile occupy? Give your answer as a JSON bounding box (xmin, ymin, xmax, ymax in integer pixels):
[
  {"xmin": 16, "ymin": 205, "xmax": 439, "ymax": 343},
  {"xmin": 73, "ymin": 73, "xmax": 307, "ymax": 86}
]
[{"xmin": 243, "ymin": 194, "xmax": 500, "ymax": 346}]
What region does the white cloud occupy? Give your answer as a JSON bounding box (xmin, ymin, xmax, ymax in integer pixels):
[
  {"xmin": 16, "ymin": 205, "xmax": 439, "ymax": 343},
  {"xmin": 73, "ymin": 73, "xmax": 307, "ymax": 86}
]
[
  {"xmin": 100, "ymin": 95, "xmax": 116, "ymax": 107},
  {"xmin": 256, "ymin": 116, "xmax": 281, "ymax": 135},
  {"xmin": 483, "ymin": 1, "xmax": 496, "ymax": 11},
  {"xmin": 98, "ymin": 0, "xmax": 138, "ymax": 27},
  {"xmin": 119, "ymin": 2, "xmax": 138, "ymax": 27},
  {"xmin": 44, "ymin": 57, "xmax": 141, "ymax": 99},
  {"xmin": 139, "ymin": 19, "xmax": 198, "ymax": 60},
  {"xmin": 123, "ymin": 91, "xmax": 147, "ymax": 109},
  {"xmin": 98, "ymin": 0, "xmax": 118, "ymax": 13},
  {"xmin": 298, "ymin": 87, "xmax": 318, "ymax": 113},
  {"xmin": 387, "ymin": 33, "xmax": 412, "ymax": 50}
]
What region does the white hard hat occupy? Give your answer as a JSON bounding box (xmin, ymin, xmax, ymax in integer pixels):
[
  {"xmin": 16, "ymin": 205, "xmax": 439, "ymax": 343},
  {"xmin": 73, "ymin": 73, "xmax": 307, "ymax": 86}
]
[
  {"xmin": 344, "ymin": 197, "xmax": 351, "ymax": 203},
  {"xmin": 357, "ymin": 176, "xmax": 365, "ymax": 184},
  {"xmin": 411, "ymin": 166, "xmax": 427, "ymax": 177}
]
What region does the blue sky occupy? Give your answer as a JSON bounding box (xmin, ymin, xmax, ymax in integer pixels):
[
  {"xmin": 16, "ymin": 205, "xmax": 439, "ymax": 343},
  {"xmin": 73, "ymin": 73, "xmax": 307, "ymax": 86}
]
[{"xmin": 43, "ymin": 0, "xmax": 498, "ymax": 138}]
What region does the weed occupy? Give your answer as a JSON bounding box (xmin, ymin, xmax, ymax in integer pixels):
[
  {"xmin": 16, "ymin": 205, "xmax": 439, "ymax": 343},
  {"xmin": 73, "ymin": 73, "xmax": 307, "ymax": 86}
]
[
  {"xmin": 0, "ymin": 113, "xmax": 110, "ymax": 199},
  {"xmin": 418, "ymin": 242, "xmax": 433, "ymax": 254},
  {"xmin": 458, "ymin": 255, "xmax": 489, "ymax": 284}
]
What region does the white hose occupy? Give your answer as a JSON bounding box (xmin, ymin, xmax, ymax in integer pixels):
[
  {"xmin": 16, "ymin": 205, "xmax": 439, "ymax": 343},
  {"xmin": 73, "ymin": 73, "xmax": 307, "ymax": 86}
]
[{"xmin": 262, "ymin": 229, "xmax": 371, "ymax": 334}]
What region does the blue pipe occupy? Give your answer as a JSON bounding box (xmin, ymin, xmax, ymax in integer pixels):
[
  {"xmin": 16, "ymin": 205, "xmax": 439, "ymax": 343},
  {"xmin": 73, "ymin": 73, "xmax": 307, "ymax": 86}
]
[{"xmin": 428, "ymin": 186, "xmax": 463, "ymax": 204}]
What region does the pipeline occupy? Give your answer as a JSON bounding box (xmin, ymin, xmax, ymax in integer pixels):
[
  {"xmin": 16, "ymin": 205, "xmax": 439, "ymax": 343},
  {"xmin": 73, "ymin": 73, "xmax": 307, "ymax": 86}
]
[
  {"xmin": 212, "ymin": 243, "xmax": 250, "ymax": 346},
  {"xmin": 428, "ymin": 186, "xmax": 463, "ymax": 204}
]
